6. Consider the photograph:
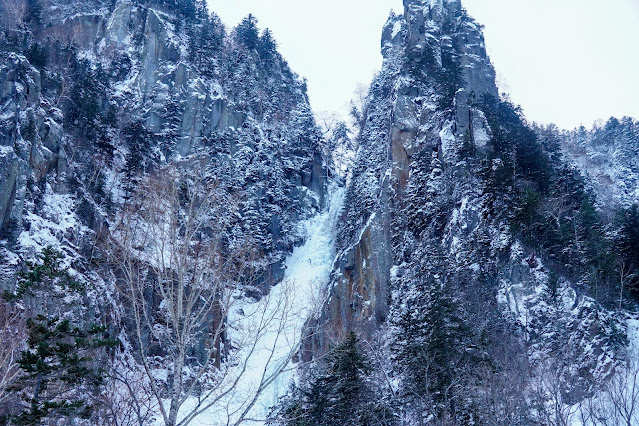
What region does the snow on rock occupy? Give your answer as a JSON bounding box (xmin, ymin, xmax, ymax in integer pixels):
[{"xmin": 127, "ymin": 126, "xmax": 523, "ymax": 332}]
[
  {"xmin": 439, "ymin": 123, "xmax": 457, "ymax": 161},
  {"xmin": 391, "ymin": 21, "xmax": 403, "ymax": 39},
  {"xmin": 18, "ymin": 184, "xmax": 84, "ymax": 260}
]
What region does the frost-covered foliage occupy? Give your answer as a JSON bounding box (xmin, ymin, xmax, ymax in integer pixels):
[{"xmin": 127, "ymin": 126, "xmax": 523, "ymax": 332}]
[
  {"xmin": 1, "ymin": 247, "xmax": 116, "ymax": 424},
  {"xmin": 536, "ymin": 121, "xmax": 639, "ymax": 302},
  {"xmin": 554, "ymin": 117, "xmax": 639, "ymax": 209},
  {"xmin": 269, "ymin": 332, "xmax": 394, "ymax": 426},
  {"xmin": 0, "ymin": 0, "xmax": 326, "ymax": 280},
  {"xmin": 0, "ymin": 0, "xmax": 326, "ymax": 424},
  {"xmin": 2, "ymin": 0, "xmax": 639, "ymax": 424},
  {"xmin": 294, "ymin": 0, "xmax": 639, "ymax": 424}
]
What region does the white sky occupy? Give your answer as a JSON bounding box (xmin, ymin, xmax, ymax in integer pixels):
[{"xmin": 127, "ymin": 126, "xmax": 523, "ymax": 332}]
[{"xmin": 210, "ymin": 0, "xmax": 639, "ymax": 130}]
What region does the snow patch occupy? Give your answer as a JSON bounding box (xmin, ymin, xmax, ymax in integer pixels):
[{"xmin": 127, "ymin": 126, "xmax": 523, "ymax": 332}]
[
  {"xmin": 18, "ymin": 185, "xmax": 84, "ymax": 257},
  {"xmin": 439, "ymin": 123, "xmax": 457, "ymax": 161},
  {"xmin": 391, "ymin": 21, "xmax": 403, "ymax": 39}
]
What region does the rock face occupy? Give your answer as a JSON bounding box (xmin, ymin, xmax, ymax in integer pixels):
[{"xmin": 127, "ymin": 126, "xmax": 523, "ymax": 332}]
[
  {"xmin": 0, "ymin": 3, "xmax": 337, "ymax": 422},
  {"xmin": 307, "ymin": 0, "xmax": 628, "ymax": 413},
  {"xmin": 0, "ymin": 0, "xmax": 326, "ymax": 288},
  {"xmin": 2, "ymin": 0, "xmax": 637, "ymax": 423},
  {"xmin": 312, "ymin": 0, "xmax": 500, "ymax": 349},
  {"xmin": 0, "ymin": 53, "xmax": 60, "ymax": 240},
  {"xmin": 0, "ymin": 3, "xmax": 330, "ymax": 421}
]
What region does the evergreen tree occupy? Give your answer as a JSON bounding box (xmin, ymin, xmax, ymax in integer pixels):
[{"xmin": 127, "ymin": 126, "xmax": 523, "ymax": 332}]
[
  {"xmin": 3, "ymin": 247, "xmax": 117, "ymax": 424},
  {"xmin": 615, "ymin": 204, "xmax": 639, "ymax": 297},
  {"xmin": 437, "ymin": 39, "xmax": 464, "ymax": 111},
  {"xmin": 3, "ymin": 247, "xmax": 82, "ymax": 302},
  {"xmin": 176, "ymin": 0, "xmax": 196, "ymax": 19},
  {"xmin": 25, "ymin": 0, "xmax": 43, "ymax": 26},
  {"xmin": 25, "ymin": 42, "xmax": 47, "ymax": 69},
  {"xmin": 574, "ymin": 195, "xmax": 615, "ymax": 300},
  {"xmin": 479, "ymin": 94, "xmax": 552, "ymax": 192},
  {"xmin": 392, "ymin": 250, "xmax": 471, "ymax": 420},
  {"xmin": 617, "ymin": 205, "xmax": 639, "ymax": 264},
  {"xmin": 257, "ymin": 29, "xmax": 278, "ymax": 63},
  {"xmin": 270, "ymin": 332, "xmax": 393, "ymax": 425},
  {"xmin": 234, "ymin": 14, "xmax": 260, "ymax": 50},
  {"xmin": 287, "ymin": 102, "xmax": 323, "ymax": 153},
  {"xmin": 159, "ymin": 94, "xmax": 184, "ymax": 158},
  {"xmin": 311, "ymin": 332, "xmax": 369, "ymax": 424},
  {"xmin": 66, "ymin": 57, "xmax": 116, "ymax": 163},
  {"xmin": 208, "ymin": 12, "xmax": 226, "ymax": 48},
  {"xmin": 67, "ymin": 59, "xmax": 102, "ymax": 130},
  {"xmin": 322, "ymin": 120, "xmax": 354, "ymax": 176},
  {"xmin": 194, "ymin": 0, "xmax": 208, "ymax": 20},
  {"xmin": 12, "ymin": 316, "xmax": 114, "ymax": 425},
  {"xmin": 122, "ymin": 119, "xmax": 155, "ymax": 196},
  {"xmin": 188, "ymin": 11, "xmax": 225, "ymax": 76},
  {"xmin": 269, "ymin": 384, "xmax": 309, "ymax": 426},
  {"xmin": 331, "ymin": 121, "xmax": 353, "ymax": 151}
]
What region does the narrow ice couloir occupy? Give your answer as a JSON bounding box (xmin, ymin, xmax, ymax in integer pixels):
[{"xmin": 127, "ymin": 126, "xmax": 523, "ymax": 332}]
[{"xmin": 184, "ymin": 182, "xmax": 345, "ymax": 425}]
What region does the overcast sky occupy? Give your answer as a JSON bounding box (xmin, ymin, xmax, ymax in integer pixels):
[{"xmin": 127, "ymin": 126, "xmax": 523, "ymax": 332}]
[{"xmin": 209, "ymin": 0, "xmax": 639, "ymax": 130}]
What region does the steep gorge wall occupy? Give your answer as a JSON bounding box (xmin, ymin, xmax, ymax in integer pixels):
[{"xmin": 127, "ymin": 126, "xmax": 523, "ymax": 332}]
[
  {"xmin": 311, "ymin": 0, "xmax": 498, "ymax": 349},
  {"xmin": 308, "ymin": 1, "xmax": 626, "ymax": 401},
  {"xmin": 0, "ymin": 0, "xmax": 327, "ymax": 289}
]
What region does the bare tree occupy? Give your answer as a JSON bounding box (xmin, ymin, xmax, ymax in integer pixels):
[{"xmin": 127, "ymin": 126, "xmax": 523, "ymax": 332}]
[
  {"xmin": 464, "ymin": 345, "xmax": 531, "ymax": 425},
  {"xmin": 99, "ymin": 352, "xmax": 160, "ymax": 426},
  {"xmin": 542, "ymin": 194, "xmax": 571, "ymax": 231},
  {"xmin": 531, "ymin": 361, "xmax": 578, "ymax": 426},
  {"xmin": 0, "ymin": 0, "xmax": 27, "ymax": 31},
  {"xmin": 316, "ymin": 111, "xmax": 339, "ymax": 136},
  {"xmin": 618, "ymin": 263, "xmax": 631, "ymax": 311},
  {"xmin": 315, "ymin": 113, "xmax": 356, "ymax": 179},
  {"xmin": 108, "ymin": 164, "xmax": 301, "ymax": 426},
  {"xmin": 578, "ymin": 347, "xmax": 639, "ymax": 426}
]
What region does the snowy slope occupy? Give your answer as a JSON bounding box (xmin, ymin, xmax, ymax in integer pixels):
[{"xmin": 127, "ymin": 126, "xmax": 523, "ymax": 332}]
[
  {"xmin": 565, "ymin": 316, "xmax": 639, "ymax": 425},
  {"xmin": 178, "ymin": 182, "xmax": 345, "ymax": 425}
]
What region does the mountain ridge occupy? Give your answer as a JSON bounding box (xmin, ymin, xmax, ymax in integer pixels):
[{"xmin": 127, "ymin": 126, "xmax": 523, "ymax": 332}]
[{"xmin": 1, "ymin": 0, "xmax": 638, "ymax": 424}]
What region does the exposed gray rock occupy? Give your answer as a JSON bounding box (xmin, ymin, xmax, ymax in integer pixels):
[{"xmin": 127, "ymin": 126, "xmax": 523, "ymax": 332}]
[
  {"xmin": 0, "ymin": 53, "xmax": 64, "ymax": 238},
  {"xmin": 307, "ymin": 5, "xmax": 625, "ymax": 412}
]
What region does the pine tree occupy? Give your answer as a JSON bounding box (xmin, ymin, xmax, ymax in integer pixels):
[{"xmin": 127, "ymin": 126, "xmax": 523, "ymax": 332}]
[
  {"xmin": 3, "ymin": 247, "xmax": 82, "ymax": 302},
  {"xmin": 234, "ymin": 14, "xmax": 260, "ymax": 51},
  {"xmin": 122, "ymin": 120, "xmax": 155, "ymax": 197},
  {"xmin": 323, "ymin": 120, "xmax": 353, "ymax": 175},
  {"xmin": 194, "ymin": 0, "xmax": 208, "ymax": 20},
  {"xmin": 287, "ymin": 103, "xmax": 323, "ymax": 154},
  {"xmin": 159, "ymin": 95, "xmax": 184, "ymax": 159},
  {"xmin": 615, "ymin": 204, "xmax": 639, "ymax": 296},
  {"xmin": 3, "ymin": 247, "xmax": 117, "ymax": 424},
  {"xmin": 270, "ymin": 332, "xmax": 393, "ymax": 425},
  {"xmin": 25, "ymin": 42, "xmax": 47, "ymax": 69},
  {"xmin": 574, "ymin": 196, "xmax": 615, "ymax": 299},
  {"xmin": 188, "ymin": 11, "xmax": 225, "ymax": 76},
  {"xmin": 208, "ymin": 12, "xmax": 226, "ymax": 49},
  {"xmin": 314, "ymin": 332, "xmax": 370, "ymax": 424},
  {"xmin": 176, "ymin": 0, "xmax": 196, "ymax": 19},
  {"xmin": 392, "ymin": 251, "xmax": 471, "ymax": 419},
  {"xmin": 25, "ymin": 0, "xmax": 43, "ymax": 26},
  {"xmin": 13, "ymin": 316, "xmax": 114, "ymax": 424},
  {"xmin": 257, "ymin": 29, "xmax": 278, "ymax": 63},
  {"xmin": 268, "ymin": 384, "xmax": 309, "ymax": 426},
  {"xmin": 437, "ymin": 39, "xmax": 464, "ymax": 111},
  {"xmin": 65, "ymin": 57, "xmax": 117, "ymax": 164}
]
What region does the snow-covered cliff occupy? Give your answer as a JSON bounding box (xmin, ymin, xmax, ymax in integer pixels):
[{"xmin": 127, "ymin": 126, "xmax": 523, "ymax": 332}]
[{"xmin": 299, "ymin": 0, "xmax": 635, "ymax": 423}]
